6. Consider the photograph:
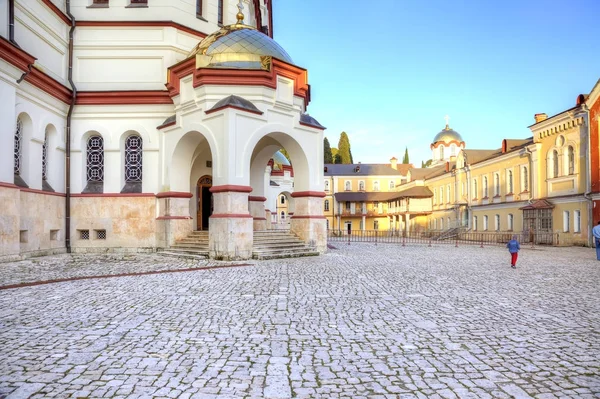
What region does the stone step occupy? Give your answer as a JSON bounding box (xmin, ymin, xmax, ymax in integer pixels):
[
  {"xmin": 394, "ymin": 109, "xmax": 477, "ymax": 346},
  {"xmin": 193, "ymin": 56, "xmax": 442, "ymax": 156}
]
[
  {"xmin": 157, "ymin": 250, "xmax": 209, "ymax": 260},
  {"xmin": 253, "ymin": 246, "xmax": 315, "ymax": 254},
  {"xmin": 177, "ymin": 239, "xmax": 209, "ymax": 244},
  {"xmin": 253, "ymin": 243, "xmax": 308, "ymax": 250},
  {"xmin": 253, "ymin": 238, "xmax": 300, "ymax": 244},
  {"xmin": 171, "ymin": 244, "xmax": 209, "ymax": 251},
  {"xmin": 253, "ymin": 251, "xmax": 319, "ymax": 260}
]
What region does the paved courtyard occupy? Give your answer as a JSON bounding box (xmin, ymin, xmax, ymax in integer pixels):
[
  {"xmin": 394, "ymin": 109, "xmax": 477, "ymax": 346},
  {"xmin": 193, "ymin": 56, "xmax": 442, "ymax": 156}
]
[{"xmin": 0, "ymin": 244, "xmax": 599, "ymax": 399}]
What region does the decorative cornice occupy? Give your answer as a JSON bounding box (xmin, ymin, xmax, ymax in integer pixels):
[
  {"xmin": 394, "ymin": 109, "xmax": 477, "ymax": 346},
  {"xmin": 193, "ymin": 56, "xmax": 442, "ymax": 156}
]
[
  {"xmin": 167, "ymin": 59, "xmax": 311, "ymax": 105},
  {"xmin": 205, "ymin": 104, "xmax": 263, "ymax": 116},
  {"xmin": 24, "ymin": 67, "xmax": 72, "ymax": 104},
  {"xmin": 210, "ymin": 213, "xmax": 253, "ymax": 218},
  {"xmin": 76, "ymin": 91, "xmax": 173, "ymax": 105},
  {"xmin": 535, "ymin": 116, "xmax": 585, "ymax": 141},
  {"xmin": 430, "ymin": 140, "xmax": 465, "ymax": 150},
  {"xmin": 40, "ymin": 0, "xmax": 71, "ymax": 24},
  {"xmin": 77, "ymin": 20, "xmax": 207, "ymax": 39},
  {"xmin": 0, "ymin": 37, "xmax": 36, "ymax": 72},
  {"xmin": 210, "ymin": 185, "xmax": 253, "ymax": 193},
  {"xmin": 291, "ymin": 191, "xmax": 326, "ymax": 198},
  {"xmin": 248, "ymin": 196, "xmax": 267, "ymax": 202},
  {"xmin": 156, "ymin": 191, "xmax": 193, "ymax": 199},
  {"xmin": 71, "ymin": 193, "xmax": 156, "ymax": 198}
]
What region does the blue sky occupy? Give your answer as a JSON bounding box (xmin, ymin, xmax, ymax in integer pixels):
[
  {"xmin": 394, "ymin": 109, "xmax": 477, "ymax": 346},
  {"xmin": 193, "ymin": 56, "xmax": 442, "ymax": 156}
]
[{"xmin": 273, "ymin": 0, "xmax": 600, "ymax": 166}]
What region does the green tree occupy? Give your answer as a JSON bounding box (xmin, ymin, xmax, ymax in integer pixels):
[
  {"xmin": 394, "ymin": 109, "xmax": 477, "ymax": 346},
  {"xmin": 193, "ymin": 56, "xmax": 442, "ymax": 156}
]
[
  {"xmin": 334, "ymin": 153, "xmax": 342, "ymax": 164},
  {"xmin": 402, "ymin": 147, "xmax": 409, "ymax": 164},
  {"xmin": 331, "ymin": 147, "xmax": 338, "ymax": 158},
  {"xmin": 337, "ymin": 132, "xmax": 352, "ymax": 164},
  {"xmin": 323, "ymin": 138, "xmax": 333, "ymax": 164}
]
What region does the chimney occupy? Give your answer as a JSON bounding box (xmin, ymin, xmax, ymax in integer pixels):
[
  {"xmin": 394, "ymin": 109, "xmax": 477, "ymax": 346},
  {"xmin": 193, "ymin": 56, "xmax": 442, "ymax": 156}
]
[
  {"xmin": 534, "ymin": 113, "xmax": 548, "ymax": 123},
  {"xmin": 390, "ymin": 157, "xmax": 397, "ymax": 170}
]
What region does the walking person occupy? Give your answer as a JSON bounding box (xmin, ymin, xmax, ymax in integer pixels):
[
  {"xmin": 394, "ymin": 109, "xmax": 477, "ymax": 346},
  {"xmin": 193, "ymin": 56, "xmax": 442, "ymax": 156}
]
[
  {"xmin": 593, "ymin": 221, "xmax": 600, "ymax": 261},
  {"xmin": 506, "ymin": 235, "xmax": 520, "ymax": 269}
]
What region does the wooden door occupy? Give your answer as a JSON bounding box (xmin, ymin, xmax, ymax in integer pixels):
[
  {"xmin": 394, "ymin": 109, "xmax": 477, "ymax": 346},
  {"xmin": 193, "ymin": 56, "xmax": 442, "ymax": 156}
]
[{"xmin": 196, "ymin": 175, "xmax": 212, "ymax": 230}]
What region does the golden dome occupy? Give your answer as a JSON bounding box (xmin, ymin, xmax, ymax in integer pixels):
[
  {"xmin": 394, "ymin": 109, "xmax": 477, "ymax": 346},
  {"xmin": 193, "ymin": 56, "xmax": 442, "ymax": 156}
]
[
  {"xmin": 433, "ymin": 125, "xmax": 464, "ymax": 144},
  {"xmin": 187, "ymin": 23, "xmax": 293, "ymax": 70},
  {"xmin": 272, "ymin": 151, "xmax": 291, "ymax": 170}
]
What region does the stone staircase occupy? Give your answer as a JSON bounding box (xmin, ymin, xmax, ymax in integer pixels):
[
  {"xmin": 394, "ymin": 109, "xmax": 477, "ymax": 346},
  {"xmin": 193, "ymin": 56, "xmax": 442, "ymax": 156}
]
[
  {"xmin": 252, "ymin": 230, "xmax": 319, "ymax": 260},
  {"xmin": 158, "ymin": 231, "xmax": 209, "ymax": 259},
  {"xmin": 158, "ymin": 230, "xmax": 319, "ymax": 260}
]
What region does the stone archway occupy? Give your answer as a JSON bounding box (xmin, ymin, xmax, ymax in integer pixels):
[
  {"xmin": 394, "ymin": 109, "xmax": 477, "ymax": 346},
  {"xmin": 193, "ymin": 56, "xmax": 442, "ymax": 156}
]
[{"xmin": 196, "ymin": 175, "xmax": 213, "ymax": 230}]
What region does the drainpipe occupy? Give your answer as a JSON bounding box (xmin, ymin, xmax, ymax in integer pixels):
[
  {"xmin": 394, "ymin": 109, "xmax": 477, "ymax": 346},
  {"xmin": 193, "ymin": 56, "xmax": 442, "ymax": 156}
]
[
  {"xmin": 65, "ymin": 1, "xmax": 76, "ymax": 253},
  {"xmin": 575, "ymin": 105, "xmax": 593, "ymax": 247},
  {"xmin": 8, "ymin": 0, "xmax": 17, "ymax": 46}
]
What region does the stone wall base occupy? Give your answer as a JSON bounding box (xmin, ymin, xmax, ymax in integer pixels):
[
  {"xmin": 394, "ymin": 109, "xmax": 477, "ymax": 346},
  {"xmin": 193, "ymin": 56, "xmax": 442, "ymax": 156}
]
[
  {"xmin": 290, "ymin": 217, "xmax": 327, "ymax": 253},
  {"xmin": 209, "ymin": 217, "xmax": 253, "ymax": 260}
]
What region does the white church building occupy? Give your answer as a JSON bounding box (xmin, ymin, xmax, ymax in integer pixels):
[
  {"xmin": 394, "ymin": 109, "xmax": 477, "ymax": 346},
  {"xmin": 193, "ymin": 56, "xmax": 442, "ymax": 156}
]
[{"xmin": 0, "ymin": 0, "xmax": 326, "ymax": 261}]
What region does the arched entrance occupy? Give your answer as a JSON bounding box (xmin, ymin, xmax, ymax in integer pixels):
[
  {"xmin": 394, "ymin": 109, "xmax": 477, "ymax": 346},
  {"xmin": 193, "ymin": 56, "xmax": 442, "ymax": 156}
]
[{"xmin": 196, "ymin": 175, "xmax": 213, "ymax": 230}]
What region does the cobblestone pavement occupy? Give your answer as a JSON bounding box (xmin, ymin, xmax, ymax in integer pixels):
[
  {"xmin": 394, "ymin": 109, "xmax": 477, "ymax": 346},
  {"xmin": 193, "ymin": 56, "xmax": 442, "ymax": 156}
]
[{"xmin": 0, "ymin": 245, "xmax": 599, "ymax": 398}]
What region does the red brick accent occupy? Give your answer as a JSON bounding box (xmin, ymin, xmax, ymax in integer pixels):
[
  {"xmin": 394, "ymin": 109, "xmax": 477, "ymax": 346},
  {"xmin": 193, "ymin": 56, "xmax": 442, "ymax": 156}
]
[
  {"xmin": 210, "ymin": 213, "xmax": 253, "ymax": 218},
  {"xmin": 210, "ymin": 185, "xmax": 253, "ymax": 193},
  {"xmin": 24, "ymin": 68, "xmax": 72, "ymax": 104},
  {"xmin": 253, "ymin": 217, "xmax": 267, "ymax": 220},
  {"xmin": 291, "ymin": 191, "xmax": 326, "ymax": 198},
  {"xmin": 0, "ymin": 182, "xmax": 19, "ymax": 189},
  {"xmin": 248, "ymin": 196, "xmax": 267, "ymax": 202},
  {"xmin": 40, "ymin": 0, "xmax": 71, "ymax": 24},
  {"xmin": 590, "ymin": 96, "xmax": 600, "ymax": 194},
  {"xmin": 156, "ymin": 191, "xmax": 193, "ymax": 199},
  {"xmin": 20, "ymin": 188, "xmax": 66, "ymax": 197}
]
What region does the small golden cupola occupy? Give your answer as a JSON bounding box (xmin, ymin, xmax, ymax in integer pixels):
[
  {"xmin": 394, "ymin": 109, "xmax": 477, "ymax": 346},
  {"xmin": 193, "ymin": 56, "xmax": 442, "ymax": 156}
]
[{"xmin": 187, "ymin": 1, "xmax": 293, "ymax": 70}]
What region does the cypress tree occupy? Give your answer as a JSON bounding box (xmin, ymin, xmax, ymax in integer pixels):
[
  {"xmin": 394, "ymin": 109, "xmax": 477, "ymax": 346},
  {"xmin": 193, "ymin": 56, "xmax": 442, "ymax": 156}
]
[
  {"xmin": 402, "ymin": 147, "xmax": 409, "ymax": 164},
  {"xmin": 334, "ymin": 153, "xmax": 342, "ymax": 164},
  {"xmin": 338, "ymin": 132, "xmax": 352, "ymax": 164},
  {"xmin": 323, "ymin": 138, "xmax": 333, "ymax": 164}
]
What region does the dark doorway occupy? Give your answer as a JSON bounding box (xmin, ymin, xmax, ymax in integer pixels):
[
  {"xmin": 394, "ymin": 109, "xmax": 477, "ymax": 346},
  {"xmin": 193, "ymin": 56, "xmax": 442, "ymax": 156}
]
[{"xmin": 196, "ymin": 175, "xmax": 213, "ymax": 230}]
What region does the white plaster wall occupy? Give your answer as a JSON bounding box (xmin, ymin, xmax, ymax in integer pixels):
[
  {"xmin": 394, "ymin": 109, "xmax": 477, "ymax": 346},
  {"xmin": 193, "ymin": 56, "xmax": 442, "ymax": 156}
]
[
  {"xmin": 71, "ymin": 104, "xmax": 173, "ymax": 193},
  {"xmin": 0, "ymin": 0, "xmax": 8, "ymax": 39},
  {"xmin": 15, "ymin": 0, "xmax": 69, "ymax": 84},
  {"xmin": 74, "ymin": 26, "xmax": 199, "ymax": 91}
]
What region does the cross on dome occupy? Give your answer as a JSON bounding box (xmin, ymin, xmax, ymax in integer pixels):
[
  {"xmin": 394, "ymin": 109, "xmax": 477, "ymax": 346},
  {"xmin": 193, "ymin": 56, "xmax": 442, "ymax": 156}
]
[
  {"xmin": 236, "ymin": 0, "xmax": 245, "ymax": 24},
  {"xmin": 444, "ymin": 115, "xmax": 450, "ymax": 130}
]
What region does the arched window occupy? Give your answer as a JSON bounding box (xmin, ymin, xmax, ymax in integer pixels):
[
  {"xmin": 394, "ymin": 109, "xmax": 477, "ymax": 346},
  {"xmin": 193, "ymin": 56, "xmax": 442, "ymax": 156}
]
[
  {"xmin": 508, "ymin": 214, "xmax": 514, "ymax": 231},
  {"xmin": 373, "ymin": 181, "xmax": 380, "ymax": 191},
  {"xmin": 359, "ymin": 181, "xmax": 365, "ymax": 191},
  {"xmin": 123, "ymin": 135, "xmax": 143, "ymax": 193},
  {"xmin": 495, "ymin": 214, "xmax": 500, "ymax": 231},
  {"xmin": 85, "ymin": 135, "xmax": 104, "ymax": 193},
  {"xmin": 324, "ymin": 199, "xmax": 330, "ymax": 212},
  {"xmin": 522, "ymin": 167, "xmax": 529, "ymax": 191},
  {"xmin": 324, "ymin": 180, "xmax": 329, "ymax": 192},
  {"xmin": 446, "ymin": 185, "xmax": 450, "ymax": 203},
  {"xmin": 494, "ymin": 173, "xmax": 500, "ymax": 196},
  {"xmin": 507, "ymin": 170, "xmax": 513, "ymax": 194},
  {"xmin": 345, "ymin": 181, "xmax": 351, "ymax": 191},
  {"xmin": 567, "ymin": 146, "xmax": 574, "ymax": 175},
  {"xmin": 483, "ymin": 215, "xmax": 488, "ymax": 230},
  {"xmin": 473, "ymin": 179, "xmax": 478, "ymax": 198},
  {"xmin": 440, "ymin": 187, "xmax": 444, "ymax": 203},
  {"xmin": 389, "ymin": 181, "xmax": 394, "ymax": 190},
  {"xmin": 483, "ymin": 176, "xmax": 488, "ymax": 197},
  {"xmin": 552, "ymin": 149, "xmax": 559, "ymax": 178},
  {"xmin": 14, "ymin": 118, "xmax": 23, "ymax": 176},
  {"xmin": 280, "ymin": 195, "xmax": 285, "ymax": 204},
  {"xmin": 42, "ymin": 131, "xmax": 49, "ymax": 181}
]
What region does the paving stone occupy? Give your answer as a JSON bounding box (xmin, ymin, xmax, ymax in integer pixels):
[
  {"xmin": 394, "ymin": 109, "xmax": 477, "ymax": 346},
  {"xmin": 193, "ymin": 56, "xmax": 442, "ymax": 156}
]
[{"xmin": 0, "ymin": 245, "xmax": 598, "ymax": 398}]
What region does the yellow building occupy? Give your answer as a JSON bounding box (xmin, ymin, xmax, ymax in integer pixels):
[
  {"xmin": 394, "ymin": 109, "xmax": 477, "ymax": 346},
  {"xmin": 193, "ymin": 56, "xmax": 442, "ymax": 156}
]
[{"xmin": 323, "ymin": 159, "xmax": 414, "ymax": 233}]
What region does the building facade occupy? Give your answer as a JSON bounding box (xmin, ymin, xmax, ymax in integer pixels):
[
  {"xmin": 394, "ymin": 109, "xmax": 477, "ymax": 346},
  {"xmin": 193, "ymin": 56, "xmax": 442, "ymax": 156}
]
[{"xmin": 1, "ymin": 0, "xmax": 327, "ymax": 261}]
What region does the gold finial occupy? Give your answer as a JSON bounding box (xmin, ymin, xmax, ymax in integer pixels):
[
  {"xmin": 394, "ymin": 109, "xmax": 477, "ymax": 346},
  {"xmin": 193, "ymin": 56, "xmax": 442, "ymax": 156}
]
[
  {"xmin": 444, "ymin": 115, "xmax": 450, "ymax": 130},
  {"xmin": 236, "ymin": 0, "xmax": 245, "ymax": 24}
]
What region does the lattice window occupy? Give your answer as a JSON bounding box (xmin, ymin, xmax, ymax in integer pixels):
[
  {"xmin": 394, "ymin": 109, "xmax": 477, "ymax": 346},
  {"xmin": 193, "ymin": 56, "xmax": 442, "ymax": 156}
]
[
  {"xmin": 42, "ymin": 133, "xmax": 49, "ymax": 181},
  {"xmin": 14, "ymin": 118, "xmax": 23, "ymax": 175},
  {"xmin": 95, "ymin": 229, "xmax": 106, "ymax": 239},
  {"xmin": 79, "ymin": 230, "xmax": 90, "ymax": 240},
  {"xmin": 125, "ymin": 135, "xmax": 143, "ymax": 182},
  {"xmin": 87, "ymin": 136, "xmax": 104, "ymax": 182}
]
